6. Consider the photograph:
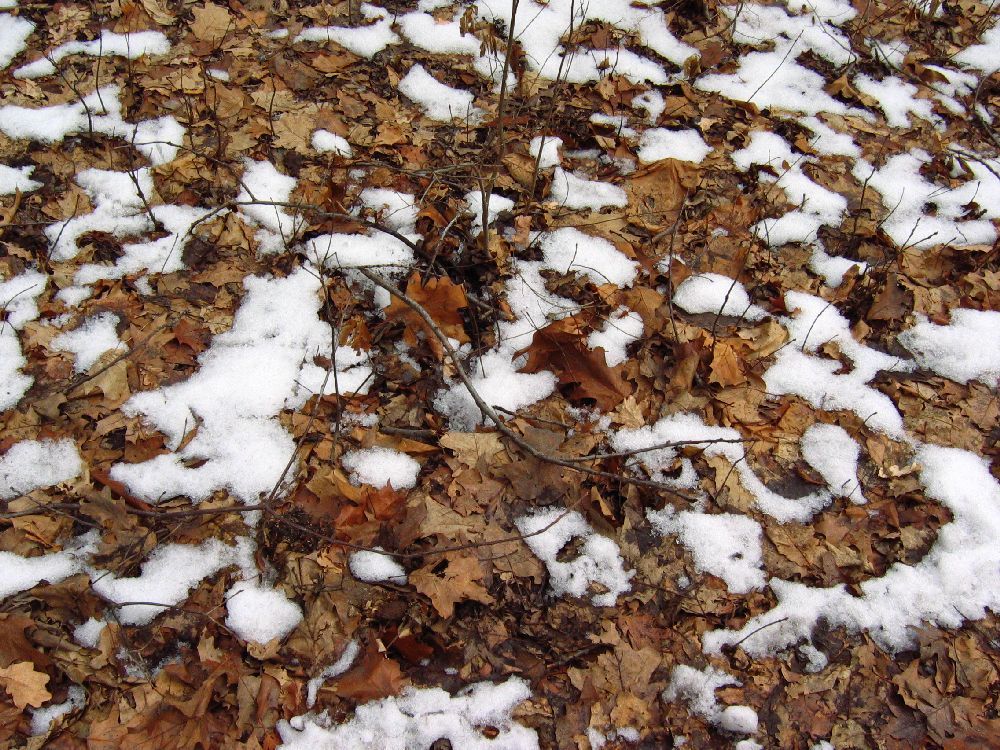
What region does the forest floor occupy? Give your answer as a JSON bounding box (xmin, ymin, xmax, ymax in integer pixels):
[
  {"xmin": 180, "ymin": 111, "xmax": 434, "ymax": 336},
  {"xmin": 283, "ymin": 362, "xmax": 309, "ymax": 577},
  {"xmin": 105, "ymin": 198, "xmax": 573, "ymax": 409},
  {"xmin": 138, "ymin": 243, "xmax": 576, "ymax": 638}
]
[{"xmin": 1, "ymin": 0, "xmax": 999, "ymax": 748}]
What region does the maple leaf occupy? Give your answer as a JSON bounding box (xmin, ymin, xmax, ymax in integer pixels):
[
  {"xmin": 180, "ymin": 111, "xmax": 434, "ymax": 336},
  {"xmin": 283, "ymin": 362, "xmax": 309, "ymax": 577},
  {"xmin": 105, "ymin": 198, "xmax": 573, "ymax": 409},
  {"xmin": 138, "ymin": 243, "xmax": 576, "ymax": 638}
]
[
  {"xmin": 517, "ymin": 315, "xmax": 631, "ymax": 409},
  {"xmin": 410, "ymin": 554, "xmax": 495, "ymax": 618},
  {"xmin": 0, "ymin": 661, "xmax": 52, "ymax": 709}
]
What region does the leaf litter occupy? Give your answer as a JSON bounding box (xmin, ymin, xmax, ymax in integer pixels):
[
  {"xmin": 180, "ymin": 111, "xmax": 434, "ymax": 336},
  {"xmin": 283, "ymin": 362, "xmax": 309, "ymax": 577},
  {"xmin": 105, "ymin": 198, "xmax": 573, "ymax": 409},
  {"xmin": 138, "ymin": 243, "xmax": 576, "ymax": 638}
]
[{"xmin": 0, "ymin": 0, "xmax": 999, "ymax": 747}]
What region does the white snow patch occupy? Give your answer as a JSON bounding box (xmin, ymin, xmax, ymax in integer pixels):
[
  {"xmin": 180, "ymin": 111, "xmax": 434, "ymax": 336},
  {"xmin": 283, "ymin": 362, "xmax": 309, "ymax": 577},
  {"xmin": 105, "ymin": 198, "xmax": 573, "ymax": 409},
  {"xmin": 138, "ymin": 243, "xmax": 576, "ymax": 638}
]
[
  {"xmin": 728, "ymin": 0, "xmax": 855, "ymax": 64},
  {"xmin": 15, "ymin": 29, "xmax": 169, "ymax": 79},
  {"xmin": 0, "ymin": 164, "xmax": 41, "ymax": 194},
  {"xmin": 226, "ymin": 580, "xmax": 303, "ymax": 643},
  {"xmin": 45, "ymin": 168, "xmax": 155, "ymax": 262},
  {"xmin": 529, "ymin": 136, "xmax": 563, "ymax": 168},
  {"xmin": 899, "ymin": 309, "xmax": 1000, "ymax": 385},
  {"xmin": 612, "ymin": 412, "xmax": 842, "ymax": 522},
  {"xmin": 295, "ymin": 4, "xmax": 400, "ymax": 57},
  {"xmin": 854, "ymin": 74, "xmax": 936, "ymax": 128},
  {"xmin": 473, "ymin": 0, "xmax": 693, "ymax": 84},
  {"xmin": 637, "ymin": 128, "xmax": 712, "ymax": 163},
  {"xmin": 50, "ymin": 312, "xmax": 126, "ymax": 373},
  {"xmin": 466, "ymin": 191, "xmax": 515, "ymax": 236},
  {"xmin": 91, "ymin": 538, "xmax": 251, "ymax": 625},
  {"xmin": 720, "ymin": 705, "xmax": 759, "ymax": 734},
  {"xmin": 648, "ymin": 508, "xmax": 765, "ymax": 593},
  {"xmin": 663, "ymin": 664, "xmax": 740, "ymax": 723},
  {"xmin": 398, "ymin": 65, "xmax": 480, "ymax": 122},
  {"xmin": 516, "ymin": 508, "xmax": 634, "ymax": 607},
  {"xmin": 433, "ymin": 349, "xmax": 558, "ymax": 432},
  {"xmin": 733, "ymin": 131, "xmax": 847, "ymax": 246},
  {"xmin": 0, "ymin": 270, "xmax": 46, "ymax": 411},
  {"xmin": 854, "ymin": 150, "xmax": 1000, "ymax": 249},
  {"xmin": 349, "ymin": 549, "xmax": 408, "ymax": 585},
  {"xmin": 312, "ymin": 129, "xmax": 353, "ymax": 157},
  {"xmin": 0, "ymin": 532, "xmax": 97, "ymax": 601},
  {"xmin": 73, "ymin": 203, "xmax": 212, "ymax": 287},
  {"xmin": 799, "ymin": 423, "xmax": 866, "ymax": 503},
  {"xmin": 955, "ymin": 19, "xmax": 1000, "ymax": 74},
  {"xmin": 808, "ymin": 244, "xmax": 866, "ymax": 288},
  {"xmin": 306, "ymin": 640, "xmax": 360, "ymax": 708},
  {"xmin": 398, "ymin": 12, "xmax": 481, "ymax": 55},
  {"xmin": 342, "ymin": 447, "xmax": 420, "ymax": 489},
  {"xmin": 697, "ymin": 46, "xmax": 848, "ymax": 116},
  {"xmin": 633, "ymin": 90, "xmax": 666, "ymax": 123},
  {"xmin": 277, "ymin": 677, "xmax": 538, "ymax": 749},
  {"xmin": 671, "ymin": 273, "xmax": 766, "ymax": 321},
  {"xmin": 73, "ymin": 618, "xmax": 105, "ymax": 649},
  {"xmin": 111, "ymin": 269, "xmax": 372, "ymax": 504},
  {"xmin": 549, "ymin": 168, "xmax": 627, "ymax": 210},
  {"xmin": 0, "ymin": 12, "xmax": 33, "ymax": 69},
  {"xmin": 358, "ymin": 188, "xmax": 419, "ymax": 235},
  {"xmin": 704, "ymin": 444, "xmax": 1000, "ymax": 656},
  {"xmin": 797, "ymin": 116, "xmax": 859, "ymax": 158},
  {"xmin": 763, "ymin": 292, "xmax": 912, "ymax": 437},
  {"xmin": 536, "ymin": 227, "xmax": 637, "ymax": 287},
  {"xmin": 587, "ymin": 307, "xmax": 643, "ymax": 366},
  {"xmin": 0, "ymin": 439, "xmax": 83, "ymax": 499},
  {"xmin": 0, "ymin": 85, "xmax": 182, "ymax": 164},
  {"xmin": 30, "ymin": 685, "xmax": 86, "ymax": 736},
  {"xmin": 237, "ymin": 160, "xmax": 301, "ymax": 255}
]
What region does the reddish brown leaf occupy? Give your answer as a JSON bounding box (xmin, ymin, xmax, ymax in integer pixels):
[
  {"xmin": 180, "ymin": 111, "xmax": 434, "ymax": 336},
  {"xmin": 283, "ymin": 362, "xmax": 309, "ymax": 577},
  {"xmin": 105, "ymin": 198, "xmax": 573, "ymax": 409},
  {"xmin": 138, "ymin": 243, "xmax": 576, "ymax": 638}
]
[
  {"xmin": 385, "ymin": 272, "xmax": 470, "ymax": 360},
  {"xmin": 517, "ymin": 316, "xmax": 631, "ymax": 410},
  {"xmin": 334, "ymin": 644, "xmax": 404, "ymax": 702}
]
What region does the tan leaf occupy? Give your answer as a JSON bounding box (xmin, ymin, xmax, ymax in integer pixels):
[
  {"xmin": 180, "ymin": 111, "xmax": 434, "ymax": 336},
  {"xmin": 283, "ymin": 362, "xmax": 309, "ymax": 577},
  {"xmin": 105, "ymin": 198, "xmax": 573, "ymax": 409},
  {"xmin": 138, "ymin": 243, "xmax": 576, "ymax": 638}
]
[
  {"xmin": 190, "ymin": 2, "xmax": 232, "ymax": 44},
  {"xmin": 410, "ymin": 554, "xmax": 494, "ymax": 618},
  {"xmin": 272, "ymin": 111, "xmax": 316, "ymax": 151},
  {"xmin": 141, "ymin": 0, "xmax": 176, "ymax": 25},
  {"xmin": 502, "ymin": 152, "xmax": 538, "ymax": 190},
  {"xmin": 0, "ymin": 661, "xmax": 52, "ymax": 709},
  {"xmin": 311, "ymin": 51, "xmax": 359, "ymax": 75},
  {"xmin": 867, "ymin": 273, "xmax": 910, "ymax": 321},
  {"xmin": 439, "ymin": 431, "xmax": 507, "ymax": 468},
  {"xmin": 738, "ymin": 318, "xmax": 789, "ymax": 361},
  {"xmin": 709, "ymin": 341, "xmax": 747, "ymax": 386},
  {"xmin": 625, "ymin": 158, "xmax": 699, "ymax": 230}
]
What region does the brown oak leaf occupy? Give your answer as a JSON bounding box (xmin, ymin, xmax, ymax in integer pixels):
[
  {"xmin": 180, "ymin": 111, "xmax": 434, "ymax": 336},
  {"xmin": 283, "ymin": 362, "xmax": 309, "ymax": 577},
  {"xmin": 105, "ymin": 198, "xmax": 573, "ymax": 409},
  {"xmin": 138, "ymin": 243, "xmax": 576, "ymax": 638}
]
[
  {"xmin": 0, "ymin": 661, "xmax": 51, "ymax": 709},
  {"xmin": 410, "ymin": 554, "xmax": 494, "ymax": 618},
  {"xmin": 517, "ymin": 315, "xmax": 631, "ymax": 409}
]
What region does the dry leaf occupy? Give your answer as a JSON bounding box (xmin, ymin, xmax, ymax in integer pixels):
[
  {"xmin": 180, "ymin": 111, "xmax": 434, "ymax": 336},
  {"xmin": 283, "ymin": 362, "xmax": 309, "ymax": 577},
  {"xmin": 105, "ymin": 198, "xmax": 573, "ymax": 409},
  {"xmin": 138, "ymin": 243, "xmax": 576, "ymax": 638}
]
[
  {"xmin": 311, "ymin": 51, "xmax": 360, "ymax": 74},
  {"xmin": 518, "ymin": 315, "xmax": 632, "ymax": 410},
  {"xmin": 410, "ymin": 554, "xmax": 494, "ymax": 618},
  {"xmin": 625, "ymin": 159, "xmax": 698, "ymax": 230},
  {"xmin": 709, "ymin": 341, "xmax": 747, "ymax": 386},
  {"xmin": 333, "ymin": 644, "xmax": 404, "ymax": 702},
  {"xmin": 385, "ymin": 272, "xmax": 470, "ymax": 360},
  {"xmin": 190, "ymin": 3, "xmax": 232, "ymax": 45},
  {"xmin": 140, "ymin": 0, "xmax": 175, "ymax": 24},
  {"xmin": 272, "ymin": 111, "xmax": 316, "ymax": 151},
  {"xmin": 0, "ymin": 661, "xmax": 52, "ymax": 709}
]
